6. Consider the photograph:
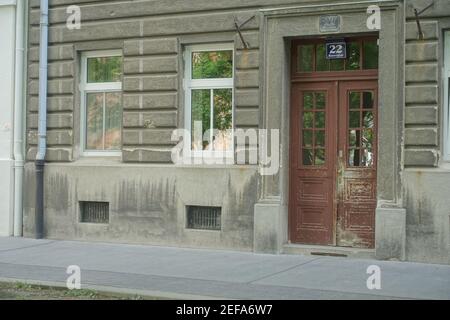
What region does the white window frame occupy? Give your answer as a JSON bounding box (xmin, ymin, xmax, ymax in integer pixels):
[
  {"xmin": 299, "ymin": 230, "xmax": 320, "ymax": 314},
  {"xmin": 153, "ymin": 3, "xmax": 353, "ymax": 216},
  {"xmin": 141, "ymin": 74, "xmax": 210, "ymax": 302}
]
[
  {"xmin": 444, "ymin": 32, "xmax": 450, "ymax": 160},
  {"xmin": 80, "ymin": 50, "xmax": 123, "ymax": 157},
  {"xmin": 183, "ymin": 43, "xmax": 235, "ymax": 160}
]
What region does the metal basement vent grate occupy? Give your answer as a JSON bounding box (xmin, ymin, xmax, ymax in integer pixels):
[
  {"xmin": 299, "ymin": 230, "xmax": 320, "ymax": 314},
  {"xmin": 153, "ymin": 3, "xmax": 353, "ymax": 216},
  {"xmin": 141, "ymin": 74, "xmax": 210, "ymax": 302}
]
[
  {"xmin": 187, "ymin": 206, "xmax": 222, "ymax": 231},
  {"xmin": 80, "ymin": 201, "xmax": 109, "ymax": 224}
]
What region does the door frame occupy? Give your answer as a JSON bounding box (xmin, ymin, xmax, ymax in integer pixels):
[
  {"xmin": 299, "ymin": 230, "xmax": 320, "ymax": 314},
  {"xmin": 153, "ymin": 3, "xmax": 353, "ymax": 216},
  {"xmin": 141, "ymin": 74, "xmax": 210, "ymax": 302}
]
[{"xmin": 288, "ymin": 37, "xmax": 379, "ymax": 247}]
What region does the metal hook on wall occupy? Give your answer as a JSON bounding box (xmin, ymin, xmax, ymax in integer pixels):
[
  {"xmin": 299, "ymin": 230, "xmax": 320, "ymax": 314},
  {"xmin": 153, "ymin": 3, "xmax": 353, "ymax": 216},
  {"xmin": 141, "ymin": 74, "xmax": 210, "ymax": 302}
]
[
  {"xmin": 234, "ymin": 15, "xmax": 256, "ymax": 50},
  {"xmin": 414, "ymin": 1, "xmax": 434, "ymax": 40}
]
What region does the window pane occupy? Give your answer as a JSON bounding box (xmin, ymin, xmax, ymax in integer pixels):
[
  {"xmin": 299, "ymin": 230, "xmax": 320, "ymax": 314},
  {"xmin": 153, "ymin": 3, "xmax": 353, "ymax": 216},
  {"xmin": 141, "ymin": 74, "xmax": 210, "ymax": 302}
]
[
  {"xmin": 303, "ymin": 130, "xmax": 313, "ymax": 147},
  {"xmin": 315, "ymin": 112, "xmax": 325, "ymax": 128},
  {"xmin": 303, "ymin": 149, "xmax": 313, "ymax": 166},
  {"xmin": 346, "ymin": 42, "xmax": 360, "ymax": 70},
  {"xmin": 363, "ymin": 111, "xmax": 374, "ymax": 128},
  {"xmin": 192, "ymin": 51, "xmax": 233, "ymax": 79},
  {"xmin": 86, "ymin": 93, "xmax": 104, "ymax": 150},
  {"xmin": 316, "ymin": 44, "xmax": 328, "ymax": 71},
  {"xmin": 105, "ymin": 92, "xmax": 122, "ymax": 150},
  {"xmin": 315, "ymin": 149, "xmax": 325, "ymax": 166},
  {"xmin": 191, "ymin": 89, "xmax": 211, "ymax": 150},
  {"xmin": 87, "ymin": 56, "xmax": 122, "ymax": 83},
  {"xmin": 349, "ymin": 92, "xmax": 361, "ymax": 109},
  {"xmin": 363, "ymin": 92, "xmax": 374, "ymax": 109},
  {"xmin": 349, "ymin": 111, "xmax": 360, "ymax": 128},
  {"xmin": 303, "ymin": 92, "xmax": 314, "ymax": 110},
  {"xmin": 213, "ymin": 89, "xmax": 233, "ymax": 151},
  {"xmin": 362, "ymin": 129, "xmax": 374, "ymax": 149},
  {"xmin": 315, "ymin": 92, "xmax": 325, "ymax": 109},
  {"xmin": 349, "ymin": 130, "xmax": 361, "ymax": 147},
  {"xmin": 330, "ymin": 59, "xmax": 345, "ymax": 71},
  {"xmin": 298, "ymin": 45, "xmax": 314, "ymax": 72},
  {"xmin": 363, "ymin": 40, "xmax": 379, "ymax": 69},
  {"xmin": 361, "ymin": 149, "xmax": 374, "ymax": 167},
  {"xmin": 315, "ymin": 130, "xmax": 325, "ymax": 147},
  {"xmin": 348, "ymin": 148, "xmax": 361, "ymax": 166},
  {"xmin": 303, "ymin": 112, "xmax": 314, "ymax": 128}
]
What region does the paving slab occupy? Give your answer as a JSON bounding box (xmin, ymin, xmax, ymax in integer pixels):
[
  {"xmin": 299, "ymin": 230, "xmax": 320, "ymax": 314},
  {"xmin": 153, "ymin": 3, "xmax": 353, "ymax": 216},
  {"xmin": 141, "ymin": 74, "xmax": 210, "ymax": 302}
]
[{"xmin": 0, "ymin": 237, "xmax": 449, "ymax": 300}]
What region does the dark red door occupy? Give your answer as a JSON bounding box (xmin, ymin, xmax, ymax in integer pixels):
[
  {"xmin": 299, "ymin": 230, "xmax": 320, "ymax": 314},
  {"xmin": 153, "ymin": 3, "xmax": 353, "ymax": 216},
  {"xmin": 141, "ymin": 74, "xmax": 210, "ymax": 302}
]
[
  {"xmin": 336, "ymin": 81, "xmax": 378, "ymax": 248},
  {"xmin": 289, "ymin": 81, "xmax": 338, "ymax": 245},
  {"xmin": 289, "ymin": 37, "xmax": 379, "ymax": 248}
]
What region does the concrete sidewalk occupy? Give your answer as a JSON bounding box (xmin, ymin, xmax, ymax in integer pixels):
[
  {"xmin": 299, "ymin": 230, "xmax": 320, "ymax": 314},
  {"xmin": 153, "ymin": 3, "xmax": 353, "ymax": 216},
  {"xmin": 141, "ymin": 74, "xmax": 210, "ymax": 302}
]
[{"xmin": 0, "ymin": 237, "xmax": 449, "ymax": 300}]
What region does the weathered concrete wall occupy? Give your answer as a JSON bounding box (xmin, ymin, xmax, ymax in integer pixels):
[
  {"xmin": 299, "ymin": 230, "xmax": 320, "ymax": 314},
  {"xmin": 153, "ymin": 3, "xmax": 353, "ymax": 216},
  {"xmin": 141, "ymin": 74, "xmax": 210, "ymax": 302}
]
[
  {"xmin": 404, "ymin": 0, "xmax": 449, "ymax": 166},
  {"xmin": 404, "ymin": 169, "xmax": 450, "ymax": 264},
  {"xmin": 23, "ymin": 162, "xmax": 258, "ymax": 250},
  {"xmin": 402, "ymin": 0, "xmax": 450, "ymax": 264}
]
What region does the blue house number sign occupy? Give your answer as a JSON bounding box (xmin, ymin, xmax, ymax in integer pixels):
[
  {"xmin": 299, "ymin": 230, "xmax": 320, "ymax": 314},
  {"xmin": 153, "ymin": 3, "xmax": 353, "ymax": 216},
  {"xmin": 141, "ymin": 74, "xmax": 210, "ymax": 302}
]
[{"xmin": 326, "ymin": 40, "xmax": 347, "ymax": 59}]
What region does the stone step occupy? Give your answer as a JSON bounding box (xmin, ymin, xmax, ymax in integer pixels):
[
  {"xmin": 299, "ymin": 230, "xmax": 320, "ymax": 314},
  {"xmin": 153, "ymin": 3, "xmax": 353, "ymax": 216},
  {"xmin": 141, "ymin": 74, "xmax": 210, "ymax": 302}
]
[{"xmin": 283, "ymin": 244, "xmax": 376, "ymax": 260}]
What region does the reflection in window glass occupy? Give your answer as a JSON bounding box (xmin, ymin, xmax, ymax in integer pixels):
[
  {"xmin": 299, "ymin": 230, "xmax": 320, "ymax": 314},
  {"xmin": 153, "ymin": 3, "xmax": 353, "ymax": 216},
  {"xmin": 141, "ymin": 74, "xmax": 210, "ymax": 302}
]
[
  {"xmin": 316, "ymin": 92, "xmax": 325, "ymax": 109},
  {"xmin": 303, "ymin": 130, "xmax": 313, "ymax": 147},
  {"xmin": 303, "ymin": 112, "xmax": 314, "ymax": 128},
  {"xmin": 315, "ymin": 149, "xmax": 325, "ymax": 166},
  {"xmin": 350, "ymin": 92, "xmax": 361, "ymax": 109},
  {"xmin": 315, "ymin": 130, "xmax": 325, "ymax": 147},
  {"xmin": 363, "ymin": 40, "xmax": 379, "ymax": 70},
  {"xmin": 349, "ymin": 111, "xmax": 360, "ymax": 128},
  {"xmin": 296, "ymin": 39, "xmax": 378, "ymax": 73},
  {"xmin": 347, "ymin": 90, "xmax": 376, "ymax": 167},
  {"xmin": 363, "ymin": 111, "xmax": 374, "ymax": 128},
  {"xmin": 213, "ymin": 89, "xmax": 233, "ymax": 151},
  {"xmin": 304, "ymin": 92, "xmax": 314, "ymax": 110},
  {"xmin": 298, "ymin": 45, "xmax": 314, "ymax": 72},
  {"xmin": 105, "ymin": 92, "xmax": 122, "ymax": 150},
  {"xmin": 191, "ymin": 89, "xmax": 233, "ymax": 151},
  {"xmin": 303, "ymin": 149, "xmax": 313, "ymax": 165},
  {"xmin": 362, "ymin": 129, "xmax": 373, "ymax": 150},
  {"xmin": 87, "ymin": 56, "xmax": 122, "ymax": 83},
  {"xmin": 361, "ymin": 149, "xmax": 374, "ymax": 167},
  {"xmin": 192, "ymin": 51, "xmax": 233, "ymax": 79},
  {"xmin": 330, "ymin": 58, "xmax": 345, "ymax": 71},
  {"xmin": 363, "ymin": 92, "xmax": 374, "ymax": 109},
  {"xmin": 348, "ymin": 149, "xmax": 360, "ymax": 166},
  {"xmin": 349, "ymin": 130, "xmax": 360, "ymax": 147},
  {"xmin": 316, "ymin": 44, "xmax": 328, "ymax": 71},
  {"xmin": 86, "ymin": 92, "xmax": 123, "ymax": 151},
  {"xmin": 191, "ymin": 89, "xmax": 211, "ymax": 150},
  {"xmin": 315, "ymin": 112, "xmax": 325, "ymax": 128},
  {"xmin": 346, "ymin": 42, "xmax": 360, "ymax": 70},
  {"xmin": 86, "ymin": 93, "xmax": 104, "ymax": 150}
]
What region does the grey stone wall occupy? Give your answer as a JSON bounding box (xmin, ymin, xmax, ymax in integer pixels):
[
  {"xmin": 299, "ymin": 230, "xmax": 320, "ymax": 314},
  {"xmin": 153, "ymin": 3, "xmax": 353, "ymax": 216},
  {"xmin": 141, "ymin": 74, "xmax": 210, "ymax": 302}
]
[
  {"xmin": 25, "ymin": 0, "xmax": 327, "ymax": 163},
  {"xmin": 404, "ymin": 0, "xmax": 450, "ymax": 166},
  {"xmin": 22, "ymin": 162, "xmax": 259, "ymax": 251},
  {"xmin": 402, "ymin": 0, "xmax": 450, "ymax": 264}
]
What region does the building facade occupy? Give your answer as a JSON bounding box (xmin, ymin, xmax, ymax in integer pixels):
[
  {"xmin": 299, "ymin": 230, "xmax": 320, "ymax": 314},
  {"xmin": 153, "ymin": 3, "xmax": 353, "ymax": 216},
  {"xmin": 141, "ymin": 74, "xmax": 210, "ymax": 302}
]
[
  {"xmin": 22, "ymin": 0, "xmax": 450, "ymax": 264},
  {"xmin": 0, "ymin": 0, "xmax": 26, "ymax": 238}
]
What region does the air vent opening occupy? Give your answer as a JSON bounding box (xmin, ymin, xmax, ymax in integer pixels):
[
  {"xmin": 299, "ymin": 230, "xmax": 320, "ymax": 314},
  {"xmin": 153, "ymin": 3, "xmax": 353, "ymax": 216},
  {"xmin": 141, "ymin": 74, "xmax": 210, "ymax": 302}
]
[
  {"xmin": 187, "ymin": 206, "xmax": 221, "ymax": 231},
  {"xmin": 80, "ymin": 201, "xmax": 109, "ymax": 224}
]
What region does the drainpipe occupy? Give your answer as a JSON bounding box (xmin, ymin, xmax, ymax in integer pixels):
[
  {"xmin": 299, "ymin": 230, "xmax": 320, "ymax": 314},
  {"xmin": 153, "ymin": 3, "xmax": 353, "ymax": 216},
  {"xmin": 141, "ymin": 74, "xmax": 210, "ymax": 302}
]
[
  {"xmin": 13, "ymin": 0, "xmax": 26, "ymax": 237},
  {"xmin": 35, "ymin": 0, "xmax": 48, "ymax": 239}
]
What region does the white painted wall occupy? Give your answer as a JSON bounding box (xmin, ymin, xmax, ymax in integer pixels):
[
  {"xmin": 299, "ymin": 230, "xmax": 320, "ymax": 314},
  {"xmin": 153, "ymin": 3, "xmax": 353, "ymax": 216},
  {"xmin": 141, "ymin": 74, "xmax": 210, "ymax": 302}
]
[{"xmin": 0, "ymin": 1, "xmax": 17, "ymax": 236}]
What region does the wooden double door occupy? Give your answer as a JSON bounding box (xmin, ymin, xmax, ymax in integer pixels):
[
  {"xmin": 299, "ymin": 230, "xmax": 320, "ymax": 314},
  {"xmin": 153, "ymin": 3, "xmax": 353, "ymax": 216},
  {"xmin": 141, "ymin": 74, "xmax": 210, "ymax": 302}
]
[{"xmin": 289, "ymin": 80, "xmax": 378, "ymax": 248}]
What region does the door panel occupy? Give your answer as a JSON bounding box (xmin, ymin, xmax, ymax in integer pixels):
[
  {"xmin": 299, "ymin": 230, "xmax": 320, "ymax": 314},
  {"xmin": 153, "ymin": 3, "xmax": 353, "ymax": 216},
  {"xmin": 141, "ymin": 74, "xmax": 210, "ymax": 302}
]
[
  {"xmin": 290, "ymin": 82, "xmax": 337, "ymax": 245},
  {"xmin": 336, "ymin": 81, "xmax": 378, "ymax": 248}
]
